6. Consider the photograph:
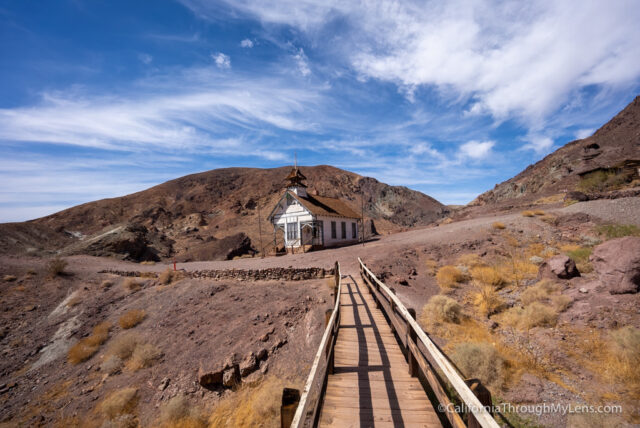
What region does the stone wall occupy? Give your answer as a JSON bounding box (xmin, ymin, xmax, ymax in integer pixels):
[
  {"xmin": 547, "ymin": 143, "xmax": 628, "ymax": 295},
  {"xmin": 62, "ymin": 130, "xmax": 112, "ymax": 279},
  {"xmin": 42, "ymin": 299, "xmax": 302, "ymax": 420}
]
[{"xmin": 99, "ymin": 266, "xmax": 332, "ymax": 281}]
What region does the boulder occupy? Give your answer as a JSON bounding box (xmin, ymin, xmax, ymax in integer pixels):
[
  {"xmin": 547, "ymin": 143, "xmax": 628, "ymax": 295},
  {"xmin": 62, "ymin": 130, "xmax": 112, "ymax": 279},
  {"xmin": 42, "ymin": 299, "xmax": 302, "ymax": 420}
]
[
  {"xmin": 239, "ymin": 353, "xmax": 258, "ymax": 377},
  {"xmin": 223, "ymin": 366, "xmax": 240, "ymax": 388},
  {"xmin": 537, "ymin": 255, "xmax": 580, "ymax": 280},
  {"xmin": 179, "ymin": 233, "xmax": 257, "ymax": 262},
  {"xmin": 198, "ymin": 362, "xmax": 225, "ymax": 387},
  {"xmin": 565, "ymin": 191, "xmax": 589, "ymax": 202},
  {"xmin": 590, "ymin": 237, "xmax": 640, "ymax": 294}
]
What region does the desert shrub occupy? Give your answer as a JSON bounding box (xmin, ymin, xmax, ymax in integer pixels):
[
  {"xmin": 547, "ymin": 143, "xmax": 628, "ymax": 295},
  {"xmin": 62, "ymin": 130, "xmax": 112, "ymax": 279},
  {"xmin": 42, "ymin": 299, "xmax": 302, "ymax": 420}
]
[
  {"xmin": 47, "ymin": 257, "xmax": 68, "ymax": 276},
  {"xmin": 140, "ymin": 261, "xmax": 156, "ymax": 265},
  {"xmin": 209, "ymin": 377, "xmax": 285, "ymax": 427},
  {"xmin": 491, "ymin": 222, "xmax": 506, "ymax": 230},
  {"xmin": 101, "ymin": 280, "xmax": 114, "ymax": 289},
  {"xmin": 472, "ymin": 284, "xmax": 504, "ymax": 317},
  {"xmin": 66, "ymin": 295, "xmax": 82, "ymax": 308},
  {"xmin": 609, "ymin": 326, "xmax": 640, "ymax": 386},
  {"xmin": 521, "ymin": 210, "xmax": 535, "ymax": 217},
  {"xmin": 566, "ymin": 246, "xmax": 593, "ymax": 273},
  {"xmin": 123, "ymin": 278, "xmax": 142, "ymax": 292},
  {"xmin": 98, "ymin": 387, "xmax": 138, "ymax": 420},
  {"xmin": 534, "ymin": 193, "xmax": 564, "ymax": 204},
  {"xmin": 127, "ymin": 343, "xmax": 162, "ymax": 371},
  {"xmin": 470, "ymin": 266, "xmax": 505, "ymax": 288},
  {"xmin": 501, "ymin": 302, "xmax": 558, "ymax": 330},
  {"xmin": 101, "ymin": 356, "xmax": 124, "ymax": 376},
  {"xmin": 441, "ymin": 217, "xmax": 453, "ymax": 225},
  {"xmin": 539, "ymin": 214, "xmax": 558, "ymax": 225},
  {"xmin": 67, "ymin": 321, "xmax": 111, "ymax": 364},
  {"xmin": 420, "ymin": 295, "xmax": 462, "ymax": 328},
  {"xmin": 3, "ymin": 274, "xmax": 17, "ymax": 282},
  {"xmin": 533, "ymin": 210, "xmax": 545, "ymax": 216},
  {"xmin": 451, "ymin": 342, "xmax": 504, "ymax": 390},
  {"xmin": 577, "ymin": 169, "xmax": 631, "ymax": 192},
  {"xmin": 456, "ymin": 253, "xmax": 483, "ymax": 268},
  {"xmin": 118, "ymin": 309, "xmax": 146, "ymax": 329},
  {"xmin": 424, "ymin": 259, "xmax": 438, "ymax": 275},
  {"xmin": 158, "ymin": 395, "xmax": 207, "ymax": 428},
  {"xmin": 325, "ymin": 276, "xmax": 335, "ymax": 290},
  {"xmin": 551, "ymin": 295, "xmax": 572, "ymax": 312},
  {"xmin": 596, "ymin": 223, "xmax": 640, "ymax": 239},
  {"xmin": 436, "ymin": 265, "xmax": 465, "ymax": 289},
  {"xmin": 107, "ymin": 332, "xmax": 140, "ymax": 360}
]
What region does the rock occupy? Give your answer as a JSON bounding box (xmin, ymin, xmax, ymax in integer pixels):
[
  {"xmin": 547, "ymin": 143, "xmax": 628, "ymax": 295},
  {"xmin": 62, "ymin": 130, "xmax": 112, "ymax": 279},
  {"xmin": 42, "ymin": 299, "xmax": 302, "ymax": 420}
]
[
  {"xmin": 260, "ymin": 361, "xmax": 269, "ymax": 374},
  {"xmin": 537, "ymin": 255, "xmax": 580, "ymax": 280},
  {"xmin": 529, "ymin": 256, "xmax": 544, "ymax": 265},
  {"xmin": 158, "ymin": 377, "xmax": 170, "ymax": 391},
  {"xmin": 256, "ymin": 348, "xmax": 268, "ymax": 361},
  {"xmin": 222, "ymin": 366, "xmax": 239, "ymax": 388},
  {"xmin": 198, "ymin": 363, "xmax": 225, "ymax": 387},
  {"xmin": 565, "ymin": 191, "xmax": 589, "ymax": 202},
  {"xmin": 590, "ymin": 237, "xmax": 640, "ymax": 294},
  {"xmin": 239, "ymin": 353, "xmax": 258, "ymax": 377},
  {"xmin": 397, "ymin": 277, "xmax": 409, "ymax": 286},
  {"xmin": 511, "ymin": 374, "xmax": 544, "ymax": 403},
  {"xmin": 579, "ymin": 287, "xmax": 588, "ymax": 294}
]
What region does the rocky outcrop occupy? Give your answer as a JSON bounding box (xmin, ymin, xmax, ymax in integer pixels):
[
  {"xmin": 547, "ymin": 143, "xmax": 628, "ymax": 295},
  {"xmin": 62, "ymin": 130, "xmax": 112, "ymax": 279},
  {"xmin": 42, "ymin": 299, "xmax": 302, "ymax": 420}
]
[
  {"xmin": 537, "ymin": 255, "xmax": 580, "ymax": 280},
  {"xmin": 590, "ymin": 237, "xmax": 640, "ymax": 294},
  {"xmin": 179, "ymin": 233, "xmax": 256, "ymax": 262}
]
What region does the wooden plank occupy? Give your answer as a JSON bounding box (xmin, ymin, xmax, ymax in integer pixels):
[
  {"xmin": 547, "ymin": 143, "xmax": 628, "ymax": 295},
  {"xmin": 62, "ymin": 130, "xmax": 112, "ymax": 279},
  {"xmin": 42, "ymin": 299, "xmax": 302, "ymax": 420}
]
[{"xmin": 359, "ymin": 259, "xmax": 500, "ymax": 428}]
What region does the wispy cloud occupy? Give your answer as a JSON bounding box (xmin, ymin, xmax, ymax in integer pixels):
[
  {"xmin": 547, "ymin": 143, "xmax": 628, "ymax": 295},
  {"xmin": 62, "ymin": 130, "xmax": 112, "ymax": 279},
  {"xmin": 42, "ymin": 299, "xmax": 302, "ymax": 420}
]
[
  {"xmin": 212, "ymin": 52, "xmax": 231, "ymax": 69},
  {"xmin": 240, "ymin": 38, "xmax": 254, "ymax": 48}
]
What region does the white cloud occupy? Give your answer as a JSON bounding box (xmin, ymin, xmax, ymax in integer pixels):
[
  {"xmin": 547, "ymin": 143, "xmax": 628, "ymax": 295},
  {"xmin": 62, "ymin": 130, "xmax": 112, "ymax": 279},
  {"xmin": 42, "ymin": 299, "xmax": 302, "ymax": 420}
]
[
  {"xmin": 459, "ymin": 140, "xmax": 494, "ymax": 159},
  {"xmin": 292, "ymin": 47, "xmax": 310, "ymax": 76},
  {"xmin": 575, "ymin": 128, "xmax": 594, "ymax": 139},
  {"xmin": 240, "ymin": 38, "xmax": 254, "ymax": 48},
  {"xmin": 183, "ymin": 0, "xmax": 640, "ymax": 130},
  {"xmin": 138, "ymin": 53, "xmax": 153, "ymax": 64},
  {"xmin": 212, "ymin": 52, "xmax": 231, "ymax": 69},
  {"xmin": 521, "ymin": 135, "xmax": 554, "ymax": 154}
]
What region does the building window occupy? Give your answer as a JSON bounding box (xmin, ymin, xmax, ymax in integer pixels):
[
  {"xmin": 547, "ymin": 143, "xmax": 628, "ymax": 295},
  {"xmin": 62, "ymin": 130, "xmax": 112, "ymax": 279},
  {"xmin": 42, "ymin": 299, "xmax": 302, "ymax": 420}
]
[
  {"xmin": 331, "ymin": 221, "xmax": 336, "ymax": 239},
  {"xmin": 341, "ymin": 221, "xmax": 346, "ymax": 239},
  {"xmin": 287, "ymin": 223, "xmax": 298, "ymax": 241},
  {"xmin": 352, "ymin": 222, "xmax": 357, "ymax": 239}
]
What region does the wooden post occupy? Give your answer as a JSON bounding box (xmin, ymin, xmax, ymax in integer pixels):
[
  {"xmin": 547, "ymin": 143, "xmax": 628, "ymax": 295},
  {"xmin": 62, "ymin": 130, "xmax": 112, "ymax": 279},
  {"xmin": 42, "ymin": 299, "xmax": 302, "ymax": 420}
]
[
  {"xmin": 407, "ymin": 308, "xmax": 418, "ymax": 377},
  {"xmin": 465, "ymin": 379, "xmax": 492, "ymax": 428},
  {"xmin": 325, "ymin": 309, "xmax": 335, "ymax": 374},
  {"xmin": 281, "ymin": 388, "xmax": 301, "ymax": 428}
]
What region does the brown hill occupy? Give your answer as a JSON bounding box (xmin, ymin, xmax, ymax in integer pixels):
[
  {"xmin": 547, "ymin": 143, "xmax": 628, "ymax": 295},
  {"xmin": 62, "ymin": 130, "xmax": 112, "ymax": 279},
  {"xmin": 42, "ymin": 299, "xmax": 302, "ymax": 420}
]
[
  {"xmin": 0, "ymin": 165, "xmax": 448, "ymax": 261},
  {"xmin": 473, "ymin": 95, "xmax": 640, "ymax": 206}
]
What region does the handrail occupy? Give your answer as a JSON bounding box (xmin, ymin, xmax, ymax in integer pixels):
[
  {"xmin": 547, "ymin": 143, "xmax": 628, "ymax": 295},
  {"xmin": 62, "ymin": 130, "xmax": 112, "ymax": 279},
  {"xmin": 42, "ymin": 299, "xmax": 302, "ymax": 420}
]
[
  {"xmin": 289, "ymin": 262, "xmax": 342, "ymax": 427},
  {"xmin": 358, "ymin": 258, "xmax": 500, "ymax": 428}
]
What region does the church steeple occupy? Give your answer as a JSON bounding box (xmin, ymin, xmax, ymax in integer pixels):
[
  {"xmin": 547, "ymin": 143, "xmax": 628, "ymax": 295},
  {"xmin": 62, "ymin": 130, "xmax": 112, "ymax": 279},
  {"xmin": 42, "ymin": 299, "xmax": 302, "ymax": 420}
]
[{"xmin": 284, "ymin": 165, "xmax": 307, "ymax": 197}]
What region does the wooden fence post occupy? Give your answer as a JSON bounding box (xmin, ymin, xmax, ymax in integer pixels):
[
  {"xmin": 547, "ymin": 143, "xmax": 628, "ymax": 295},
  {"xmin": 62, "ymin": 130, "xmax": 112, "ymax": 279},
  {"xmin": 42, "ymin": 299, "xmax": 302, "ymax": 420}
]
[
  {"xmin": 325, "ymin": 309, "xmax": 335, "ymax": 374},
  {"xmin": 281, "ymin": 388, "xmax": 301, "ymax": 428},
  {"xmin": 465, "ymin": 379, "xmax": 492, "ymax": 428},
  {"xmin": 407, "ymin": 308, "xmax": 418, "ymax": 377}
]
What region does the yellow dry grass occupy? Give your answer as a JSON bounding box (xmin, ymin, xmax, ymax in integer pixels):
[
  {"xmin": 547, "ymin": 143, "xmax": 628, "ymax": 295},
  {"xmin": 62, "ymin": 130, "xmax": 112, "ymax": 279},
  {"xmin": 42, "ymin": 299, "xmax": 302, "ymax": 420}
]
[
  {"xmin": 209, "ymin": 376, "xmax": 286, "ymax": 427},
  {"xmin": 424, "ymin": 259, "xmax": 438, "ymax": 275},
  {"xmin": 499, "ymin": 302, "xmax": 559, "ymax": 330},
  {"xmin": 159, "ymin": 268, "xmax": 186, "ymax": 285},
  {"xmin": 67, "ymin": 321, "xmax": 111, "ymax": 364},
  {"xmin": 3, "ymin": 274, "xmax": 17, "ymax": 282},
  {"xmin": 491, "ymin": 221, "xmax": 506, "ymax": 230},
  {"xmin": 158, "ymin": 395, "xmax": 207, "ymax": 428},
  {"xmin": 472, "ymin": 283, "xmax": 505, "ymax": 317},
  {"xmin": 435, "ymin": 265, "xmax": 466, "ymax": 289},
  {"xmin": 470, "ymin": 266, "xmax": 505, "ymax": 288},
  {"xmin": 98, "ymin": 387, "xmax": 138, "ymax": 420},
  {"xmin": 127, "ymin": 343, "xmax": 162, "ymax": 371},
  {"xmin": 123, "ymin": 277, "xmax": 142, "ymax": 292},
  {"xmin": 118, "ymin": 309, "xmax": 146, "ymax": 329},
  {"xmin": 534, "ymin": 193, "xmax": 565, "ymax": 204},
  {"xmin": 521, "ymin": 210, "xmax": 535, "ymax": 217},
  {"xmin": 456, "ymin": 253, "xmax": 483, "ymax": 268},
  {"xmin": 419, "ymin": 295, "xmax": 463, "ymax": 328},
  {"xmin": 533, "ymin": 210, "xmax": 546, "ymax": 216}
]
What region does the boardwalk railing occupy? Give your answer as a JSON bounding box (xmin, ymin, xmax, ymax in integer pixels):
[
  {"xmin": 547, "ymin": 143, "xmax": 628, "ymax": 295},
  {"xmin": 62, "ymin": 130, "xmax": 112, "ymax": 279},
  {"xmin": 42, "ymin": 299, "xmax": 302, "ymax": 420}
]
[
  {"xmin": 283, "ymin": 261, "xmax": 342, "ymax": 428},
  {"xmin": 358, "ymin": 258, "xmax": 500, "ymax": 428}
]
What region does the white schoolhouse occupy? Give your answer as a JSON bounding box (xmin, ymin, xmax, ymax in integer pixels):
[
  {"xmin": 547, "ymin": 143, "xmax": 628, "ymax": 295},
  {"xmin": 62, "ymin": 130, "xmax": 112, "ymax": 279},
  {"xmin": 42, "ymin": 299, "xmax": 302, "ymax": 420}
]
[{"xmin": 268, "ymin": 167, "xmax": 361, "ymax": 253}]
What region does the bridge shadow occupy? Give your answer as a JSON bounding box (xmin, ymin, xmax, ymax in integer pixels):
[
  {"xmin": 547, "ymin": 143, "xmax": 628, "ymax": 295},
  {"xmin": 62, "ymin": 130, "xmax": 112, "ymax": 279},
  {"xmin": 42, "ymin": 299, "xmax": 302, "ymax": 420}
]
[{"xmin": 336, "ymin": 275, "xmax": 405, "ymax": 427}]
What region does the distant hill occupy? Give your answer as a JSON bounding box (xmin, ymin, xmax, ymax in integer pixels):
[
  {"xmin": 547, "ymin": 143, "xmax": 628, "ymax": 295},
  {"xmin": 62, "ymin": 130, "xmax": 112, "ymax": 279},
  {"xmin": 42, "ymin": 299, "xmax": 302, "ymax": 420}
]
[
  {"xmin": 0, "ymin": 165, "xmax": 448, "ymax": 261},
  {"xmin": 473, "ymin": 95, "xmax": 640, "ymax": 206}
]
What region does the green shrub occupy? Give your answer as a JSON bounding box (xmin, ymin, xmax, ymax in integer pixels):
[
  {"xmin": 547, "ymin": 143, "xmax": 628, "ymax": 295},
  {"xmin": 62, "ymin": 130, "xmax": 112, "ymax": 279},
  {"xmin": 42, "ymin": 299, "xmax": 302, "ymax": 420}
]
[
  {"xmin": 451, "ymin": 342, "xmax": 504, "ymax": 389},
  {"xmin": 596, "ymin": 223, "xmax": 640, "ymax": 239}
]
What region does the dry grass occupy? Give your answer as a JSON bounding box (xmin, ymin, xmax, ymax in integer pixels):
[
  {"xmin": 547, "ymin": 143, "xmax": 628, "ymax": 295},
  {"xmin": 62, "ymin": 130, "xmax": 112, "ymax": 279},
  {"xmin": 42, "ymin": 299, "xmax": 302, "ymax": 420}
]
[
  {"xmin": 451, "ymin": 342, "xmax": 504, "ymax": 390},
  {"xmin": 577, "ymin": 169, "xmax": 631, "ymax": 192},
  {"xmin": 159, "ymin": 268, "xmax": 186, "ymax": 285},
  {"xmin": 127, "ymin": 343, "xmax": 162, "ymax": 371},
  {"xmin": 67, "ymin": 321, "xmax": 111, "ymax": 364},
  {"xmin": 107, "ymin": 332, "xmax": 140, "ymax": 360},
  {"xmin": 158, "ymin": 395, "xmax": 207, "ymax": 428},
  {"xmin": 532, "ymin": 210, "xmax": 546, "ymax": 216},
  {"xmin": 500, "ymin": 302, "xmax": 559, "ymax": 330},
  {"xmin": 325, "ymin": 277, "xmax": 336, "ymax": 290},
  {"xmin": 436, "ymin": 265, "xmax": 466, "ymax": 289},
  {"xmin": 98, "ymin": 387, "xmax": 138, "ymax": 420},
  {"xmin": 472, "ymin": 283, "xmax": 505, "ymax": 317},
  {"xmin": 456, "ymin": 253, "xmax": 483, "ymax": 268},
  {"xmin": 209, "ymin": 376, "xmax": 286, "ymax": 427},
  {"xmin": 3, "ymin": 274, "xmax": 17, "ymax": 282},
  {"xmin": 491, "ymin": 221, "xmax": 506, "ymax": 230},
  {"xmin": 596, "ymin": 223, "xmax": 640, "ymax": 239},
  {"xmin": 66, "ymin": 295, "xmax": 82, "ymax": 308},
  {"xmin": 470, "ymin": 266, "xmax": 505, "ymax": 288},
  {"xmin": 520, "ymin": 280, "xmax": 559, "ymax": 305},
  {"xmin": 609, "ymin": 327, "xmax": 640, "ymax": 393},
  {"xmin": 440, "ymin": 217, "xmax": 453, "ymax": 225},
  {"xmin": 539, "ymin": 214, "xmax": 558, "ymax": 225},
  {"xmin": 419, "ymin": 295, "xmax": 462, "ymax": 328},
  {"xmin": 47, "ymin": 257, "xmax": 68, "ymax": 276},
  {"xmin": 118, "ymin": 309, "xmax": 146, "ymax": 329},
  {"xmin": 101, "ymin": 280, "xmax": 113, "ymax": 289},
  {"xmin": 521, "ymin": 210, "xmax": 535, "ymax": 217},
  {"xmin": 565, "ymin": 246, "xmax": 593, "ymax": 273},
  {"xmin": 424, "ymin": 259, "xmax": 438, "ymax": 275},
  {"xmin": 534, "ymin": 193, "xmax": 565, "ymax": 204},
  {"xmin": 140, "ymin": 261, "xmax": 156, "ymax": 265},
  {"xmin": 123, "ymin": 278, "xmax": 142, "ymax": 292},
  {"xmin": 100, "ymin": 356, "xmax": 124, "ymax": 376}
]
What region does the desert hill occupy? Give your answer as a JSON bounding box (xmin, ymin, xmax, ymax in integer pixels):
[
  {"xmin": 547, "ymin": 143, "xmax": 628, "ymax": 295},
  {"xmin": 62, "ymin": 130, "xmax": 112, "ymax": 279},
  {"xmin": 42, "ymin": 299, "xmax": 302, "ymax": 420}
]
[
  {"xmin": 0, "ymin": 165, "xmax": 448, "ymax": 261},
  {"xmin": 473, "ymin": 95, "xmax": 640, "ymax": 206}
]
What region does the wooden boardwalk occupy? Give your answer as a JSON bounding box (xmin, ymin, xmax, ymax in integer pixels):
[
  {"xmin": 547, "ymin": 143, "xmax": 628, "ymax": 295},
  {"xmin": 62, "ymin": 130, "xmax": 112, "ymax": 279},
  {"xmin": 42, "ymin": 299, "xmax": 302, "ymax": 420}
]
[{"xmin": 318, "ymin": 274, "xmax": 442, "ymax": 427}]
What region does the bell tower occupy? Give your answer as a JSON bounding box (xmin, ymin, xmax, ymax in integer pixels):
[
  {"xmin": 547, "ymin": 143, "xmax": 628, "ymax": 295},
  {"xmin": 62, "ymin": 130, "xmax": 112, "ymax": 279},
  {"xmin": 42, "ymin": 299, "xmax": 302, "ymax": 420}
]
[{"xmin": 284, "ymin": 157, "xmax": 307, "ymax": 197}]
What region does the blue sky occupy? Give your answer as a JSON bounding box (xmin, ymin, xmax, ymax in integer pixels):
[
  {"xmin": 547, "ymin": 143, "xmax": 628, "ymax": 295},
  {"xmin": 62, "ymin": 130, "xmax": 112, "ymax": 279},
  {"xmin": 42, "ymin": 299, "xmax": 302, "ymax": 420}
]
[{"xmin": 1, "ymin": 0, "xmax": 639, "ymax": 222}]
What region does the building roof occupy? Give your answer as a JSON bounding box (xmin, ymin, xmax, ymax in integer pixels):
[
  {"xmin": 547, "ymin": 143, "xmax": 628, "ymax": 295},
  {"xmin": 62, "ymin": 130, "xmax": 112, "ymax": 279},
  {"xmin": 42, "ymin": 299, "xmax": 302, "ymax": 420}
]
[{"xmin": 295, "ymin": 192, "xmax": 361, "ymax": 219}]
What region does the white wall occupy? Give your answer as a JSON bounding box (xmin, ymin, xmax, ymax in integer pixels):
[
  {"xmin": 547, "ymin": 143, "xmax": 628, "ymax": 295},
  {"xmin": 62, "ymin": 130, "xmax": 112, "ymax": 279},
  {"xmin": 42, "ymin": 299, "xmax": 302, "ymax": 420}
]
[{"xmin": 319, "ymin": 216, "xmax": 358, "ymax": 247}]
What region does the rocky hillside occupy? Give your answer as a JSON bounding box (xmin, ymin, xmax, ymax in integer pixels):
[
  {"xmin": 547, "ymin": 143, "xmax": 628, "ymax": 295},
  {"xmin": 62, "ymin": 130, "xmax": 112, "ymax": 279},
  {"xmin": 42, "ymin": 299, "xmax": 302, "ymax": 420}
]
[
  {"xmin": 0, "ymin": 165, "xmax": 448, "ymax": 261},
  {"xmin": 473, "ymin": 95, "xmax": 640, "ymax": 206}
]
